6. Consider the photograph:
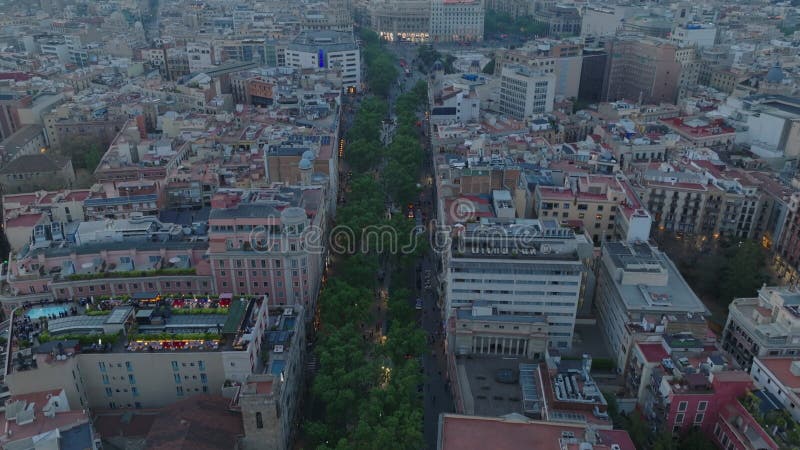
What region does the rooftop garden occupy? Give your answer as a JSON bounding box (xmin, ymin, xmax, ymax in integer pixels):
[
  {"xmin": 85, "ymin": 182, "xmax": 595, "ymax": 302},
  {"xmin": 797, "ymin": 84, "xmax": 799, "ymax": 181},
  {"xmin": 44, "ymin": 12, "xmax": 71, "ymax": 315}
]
[
  {"xmin": 741, "ymin": 391, "xmax": 800, "ymax": 447},
  {"xmin": 66, "ymin": 267, "xmax": 196, "ymax": 281},
  {"xmin": 38, "ymin": 331, "xmax": 122, "ymax": 346}
]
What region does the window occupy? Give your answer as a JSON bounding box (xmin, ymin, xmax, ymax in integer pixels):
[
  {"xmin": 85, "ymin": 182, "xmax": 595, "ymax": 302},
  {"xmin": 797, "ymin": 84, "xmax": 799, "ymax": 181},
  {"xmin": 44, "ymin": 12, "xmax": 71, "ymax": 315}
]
[
  {"xmin": 678, "ymin": 401, "xmax": 688, "ymax": 412},
  {"xmin": 129, "ymin": 374, "xmax": 136, "ymax": 384},
  {"xmin": 171, "ymin": 361, "xmax": 179, "ymax": 371},
  {"xmin": 132, "ymin": 387, "xmax": 139, "ymax": 397},
  {"xmin": 176, "ymin": 386, "xmax": 184, "ymax": 396},
  {"xmin": 694, "ymin": 413, "xmax": 704, "ymax": 424},
  {"xmin": 125, "ymin": 361, "xmax": 133, "ymax": 372},
  {"xmin": 256, "ymin": 412, "xmax": 263, "ymax": 429},
  {"xmin": 102, "ymin": 375, "xmax": 109, "ymax": 385},
  {"xmin": 675, "ymin": 413, "xmax": 685, "ymax": 424},
  {"xmin": 105, "ymin": 388, "xmax": 113, "ymax": 397},
  {"xmin": 99, "ymin": 362, "xmax": 106, "ymax": 372},
  {"xmin": 201, "ymin": 373, "xmax": 208, "ymax": 384},
  {"xmin": 174, "ymin": 374, "xmax": 181, "ymax": 384},
  {"xmin": 698, "ymin": 401, "xmax": 707, "ymax": 412},
  {"xmin": 199, "ymin": 360, "xmax": 205, "ymax": 371}
]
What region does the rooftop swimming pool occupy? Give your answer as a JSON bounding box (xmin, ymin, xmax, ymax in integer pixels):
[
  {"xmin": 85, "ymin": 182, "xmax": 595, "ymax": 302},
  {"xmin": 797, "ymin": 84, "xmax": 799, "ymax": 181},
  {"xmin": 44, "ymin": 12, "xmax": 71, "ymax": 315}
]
[{"xmin": 26, "ymin": 305, "xmax": 69, "ymax": 320}]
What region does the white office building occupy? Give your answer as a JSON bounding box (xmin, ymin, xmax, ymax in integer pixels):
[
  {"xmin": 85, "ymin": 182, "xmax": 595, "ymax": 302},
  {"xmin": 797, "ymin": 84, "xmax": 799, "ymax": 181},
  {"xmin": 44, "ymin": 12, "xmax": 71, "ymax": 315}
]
[
  {"xmin": 444, "ymin": 217, "xmax": 593, "ymax": 350},
  {"xmin": 595, "ymin": 241, "xmax": 709, "ymax": 369},
  {"xmin": 430, "ymin": 0, "xmax": 485, "ymax": 43},
  {"xmin": 285, "ymin": 31, "xmax": 361, "ymax": 89},
  {"xmin": 498, "ymin": 65, "xmax": 556, "ymax": 120}
]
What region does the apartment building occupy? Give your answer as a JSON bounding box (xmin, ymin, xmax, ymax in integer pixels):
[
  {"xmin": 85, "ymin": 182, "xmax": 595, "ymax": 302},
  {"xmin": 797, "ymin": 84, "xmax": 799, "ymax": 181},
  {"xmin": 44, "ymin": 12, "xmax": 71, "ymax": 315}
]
[
  {"xmin": 0, "ymin": 389, "xmax": 98, "ymax": 449},
  {"xmin": 750, "ymin": 357, "xmax": 800, "ymax": 423},
  {"xmin": 285, "ymin": 31, "xmax": 360, "ymax": 89},
  {"xmin": 430, "ymin": 0, "xmax": 484, "ymax": 43},
  {"xmin": 595, "ymin": 241, "xmax": 709, "ymax": 370},
  {"xmin": 207, "ymin": 186, "xmax": 327, "ymax": 309},
  {"xmin": 533, "ymin": 174, "xmax": 650, "ymax": 245},
  {"xmin": 660, "ymin": 117, "xmax": 735, "ymax": 150},
  {"xmin": 444, "ymin": 217, "xmax": 594, "ymax": 350},
  {"xmin": 498, "ymin": 65, "xmax": 555, "ymax": 120},
  {"xmin": 652, "ymin": 368, "xmax": 764, "ymax": 441},
  {"xmin": 535, "ymin": 174, "xmax": 645, "ymax": 245},
  {"xmin": 43, "ymin": 101, "xmax": 125, "ymax": 151},
  {"xmin": 722, "ymin": 286, "xmax": 800, "ymax": 369},
  {"xmin": 634, "ymin": 162, "xmax": 713, "ymax": 234},
  {"xmin": 494, "ymin": 40, "xmax": 583, "ymax": 99},
  {"xmin": 605, "ymin": 35, "xmax": 682, "ymax": 104}
]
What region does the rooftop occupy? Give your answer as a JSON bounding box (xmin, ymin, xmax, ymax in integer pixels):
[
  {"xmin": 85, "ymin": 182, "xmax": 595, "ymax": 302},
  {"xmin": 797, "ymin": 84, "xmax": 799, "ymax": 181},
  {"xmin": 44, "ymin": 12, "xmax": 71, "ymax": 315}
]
[
  {"xmin": 602, "ymin": 241, "xmax": 708, "ymax": 315},
  {"xmin": 756, "ymin": 357, "xmax": 800, "ymax": 390},
  {"xmin": 93, "ymin": 395, "xmax": 243, "ymax": 450},
  {"xmin": 661, "ymin": 117, "xmax": 736, "ymax": 138},
  {"xmin": 289, "ymin": 30, "xmax": 357, "ymax": 53},
  {"xmin": 438, "ymin": 414, "xmax": 635, "ymax": 450},
  {"xmin": 0, "ymin": 153, "xmax": 70, "ymax": 175}
]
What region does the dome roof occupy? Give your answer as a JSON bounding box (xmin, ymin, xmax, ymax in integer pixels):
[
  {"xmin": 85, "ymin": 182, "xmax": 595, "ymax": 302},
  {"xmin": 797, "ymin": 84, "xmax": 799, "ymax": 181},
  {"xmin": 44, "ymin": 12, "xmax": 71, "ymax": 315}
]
[
  {"xmin": 299, "ymin": 158, "xmax": 312, "ymax": 170},
  {"xmin": 766, "ymin": 62, "xmax": 784, "ymax": 83},
  {"xmin": 301, "ymin": 150, "xmax": 315, "ymax": 161}
]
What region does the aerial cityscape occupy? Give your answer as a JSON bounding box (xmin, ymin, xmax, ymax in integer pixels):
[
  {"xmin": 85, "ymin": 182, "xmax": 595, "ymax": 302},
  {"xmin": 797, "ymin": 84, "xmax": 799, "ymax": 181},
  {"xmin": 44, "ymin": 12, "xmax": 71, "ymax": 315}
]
[{"xmin": 0, "ymin": 0, "xmax": 799, "ymax": 449}]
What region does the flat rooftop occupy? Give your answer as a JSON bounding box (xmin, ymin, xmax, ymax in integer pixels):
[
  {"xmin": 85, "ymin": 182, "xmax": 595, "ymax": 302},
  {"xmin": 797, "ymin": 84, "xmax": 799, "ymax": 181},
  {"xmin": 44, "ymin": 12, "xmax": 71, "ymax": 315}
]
[
  {"xmin": 603, "ymin": 241, "xmax": 708, "ymax": 315},
  {"xmin": 457, "ymin": 356, "xmax": 532, "ymax": 417},
  {"xmin": 439, "ymin": 414, "xmax": 636, "ymax": 450}
]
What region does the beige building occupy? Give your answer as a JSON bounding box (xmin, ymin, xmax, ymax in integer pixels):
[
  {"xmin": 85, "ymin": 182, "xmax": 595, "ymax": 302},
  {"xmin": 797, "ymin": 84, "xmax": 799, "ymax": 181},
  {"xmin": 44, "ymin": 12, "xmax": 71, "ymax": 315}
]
[
  {"xmin": 535, "ymin": 174, "xmax": 629, "ymax": 245},
  {"xmin": 449, "ymin": 304, "xmax": 549, "ymax": 359},
  {"xmin": 0, "ymin": 153, "xmax": 76, "ymax": 193}
]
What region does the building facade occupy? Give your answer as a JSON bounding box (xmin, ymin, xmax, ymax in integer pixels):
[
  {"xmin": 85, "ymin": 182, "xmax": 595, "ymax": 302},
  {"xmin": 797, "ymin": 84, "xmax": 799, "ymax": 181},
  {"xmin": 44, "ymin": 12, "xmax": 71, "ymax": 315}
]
[
  {"xmin": 595, "ymin": 241, "xmax": 709, "ymax": 369},
  {"xmin": 285, "ymin": 31, "xmax": 361, "ymax": 89},
  {"xmin": 605, "ymin": 36, "xmax": 682, "ymax": 104},
  {"xmin": 430, "ymin": 0, "xmax": 484, "ymax": 43},
  {"xmin": 722, "ymin": 286, "xmax": 800, "ymax": 369},
  {"xmin": 444, "ymin": 218, "xmax": 593, "ymax": 350},
  {"xmin": 499, "ymin": 65, "xmax": 555, "ymax": 120}
]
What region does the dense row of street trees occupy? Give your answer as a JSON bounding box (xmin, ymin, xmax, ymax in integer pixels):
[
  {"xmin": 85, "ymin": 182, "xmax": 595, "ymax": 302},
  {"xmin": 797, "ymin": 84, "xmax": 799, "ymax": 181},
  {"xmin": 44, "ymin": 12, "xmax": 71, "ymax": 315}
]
[{"xmin": 304, "ymin": 31, "xmax": 430, "ymax": 449}]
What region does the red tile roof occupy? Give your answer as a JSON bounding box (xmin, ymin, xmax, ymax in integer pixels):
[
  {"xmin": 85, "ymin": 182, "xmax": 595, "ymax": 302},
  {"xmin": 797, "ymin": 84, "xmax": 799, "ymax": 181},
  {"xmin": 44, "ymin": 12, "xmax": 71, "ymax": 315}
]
[
  {"xmin": 94, "ymin": 395, "xmax": 243, "ymax": 449},
  {"xmin": 144, "ymin": 395, "xmax": 243, "ymax": 450},
  {"xmin": 661, "ymin": 117, "xmax": 736, "ymax": 138},
  {"xmin": 6, "ymin": 213, "xmax": 43, "ymax": 228},
  {"xmin": 439, "ymin": 414, "xmax": 633, "ymax": 450}
]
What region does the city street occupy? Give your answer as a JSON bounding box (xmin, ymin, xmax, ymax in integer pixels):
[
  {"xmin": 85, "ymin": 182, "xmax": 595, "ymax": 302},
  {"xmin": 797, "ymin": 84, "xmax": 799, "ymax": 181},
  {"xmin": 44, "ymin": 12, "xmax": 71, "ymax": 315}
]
[{"xmin": 383, "ymin": 42, "xmax": 456, "ymax": 449}]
